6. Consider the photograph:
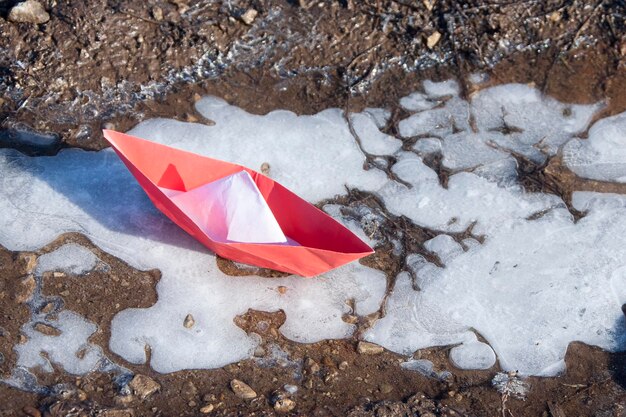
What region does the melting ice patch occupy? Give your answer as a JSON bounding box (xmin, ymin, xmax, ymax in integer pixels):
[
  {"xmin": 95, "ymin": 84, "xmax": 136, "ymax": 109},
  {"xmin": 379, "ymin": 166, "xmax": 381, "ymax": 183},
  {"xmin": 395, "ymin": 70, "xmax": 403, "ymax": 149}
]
[
  {"xmin": 0, "ymin": 141, "xmax": 386, "ymax": 373},
  {"xmin": 35, "ymin": 243, "xmax": 99, "ymax": 276},
  {"xmin": 0, "ymin": 80, "xmax": 625, "ymax": 378},
  {"xmin": 110, "ymin": 261, "xmax": 385, "ymax": 373},
  {"xmin": 563, "ymin": 111, "xmax": 626, "ymax": 183},
  {"xmin": 16, "ymin": 311, "xmax": 104, "ymax": 375},
  {"xmin": 129, "ymin": 98, "xmax": 390, "ymax": 203}
]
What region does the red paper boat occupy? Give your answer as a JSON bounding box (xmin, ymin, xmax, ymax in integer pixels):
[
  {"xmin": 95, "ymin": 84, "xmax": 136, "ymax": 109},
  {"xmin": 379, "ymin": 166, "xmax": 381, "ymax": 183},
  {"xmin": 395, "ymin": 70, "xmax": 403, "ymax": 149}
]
[{"xmin": 103, "ymin": 130, "xmax": 374, "ymax": 277}]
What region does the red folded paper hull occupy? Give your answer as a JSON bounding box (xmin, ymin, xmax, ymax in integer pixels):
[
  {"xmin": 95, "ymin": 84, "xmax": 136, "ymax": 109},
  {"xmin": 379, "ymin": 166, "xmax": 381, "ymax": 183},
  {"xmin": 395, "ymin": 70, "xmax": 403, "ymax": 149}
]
[{"xmin": 103, "ymin": 129, "xmax": 374, "ymax": 277}]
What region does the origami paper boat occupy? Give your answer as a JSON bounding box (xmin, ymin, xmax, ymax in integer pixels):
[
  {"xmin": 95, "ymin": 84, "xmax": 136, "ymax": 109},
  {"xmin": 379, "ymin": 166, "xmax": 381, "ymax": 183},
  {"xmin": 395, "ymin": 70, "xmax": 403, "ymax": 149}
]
[{"xmin": 103, "ymin": 130, "xmax": 374, "ymax": 277}]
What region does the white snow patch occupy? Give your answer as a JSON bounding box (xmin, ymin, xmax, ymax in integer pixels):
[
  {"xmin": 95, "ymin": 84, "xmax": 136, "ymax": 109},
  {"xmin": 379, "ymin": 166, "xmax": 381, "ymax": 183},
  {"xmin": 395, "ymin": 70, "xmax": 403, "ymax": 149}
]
[
  {"xmin": 0, "ymin": 118, "xmax": 386, "ymax": 373},
  {"xmin": 423, "ymin": 235, "xmax": 464, "ymax": 265},
  {"xmin": 449, "ymin": 341, "xmax": 496, "ymax": 370},
  {"xmin": 110, "ymin": 261, "xmax": 385, "ymax": 373},
  {"xmin": 0, "ymin": 82, "xmax": 624, "ymax": 379},
  {"xmin": 399, "ymin": 92, "xmax": 438, "ymax": 112},
  {"xmin": 367, "ymin": 205, "xmax": 626, "ymax": 375},
  {"xmin": 471, "ymin": 83, "xmax": 601, "ymax": 157},
  {"xmin": 35, "ymin": 243, "xmax": 99, "ymax": 276},
  {"xmin": 130, "ymin": 96, "xmax": 389, "ymax": 203},
  {"xmin": 563, "ymin": 111, "xmax": 626, "ymax": 182},
  {"xmin": 16, "ymin": 311, "xmax": 104, "ymax": 375},
  {"xmin": 377, "ymin": 153, "xmax": 563, "ymax": 235},
  {"xmin": 362, "ymin": 108, "xmax": 391, "ymax": 129},
  {"xmin": 350, "ymin": 112, "xmax": 402, "ymax": 155},
  {"xmin": 423, "ymin": 79, "xmax": 460, "ymax": 97},
  {"xmin": 412, "ymin": 137, "xmax": 442, "ymax": 155}
]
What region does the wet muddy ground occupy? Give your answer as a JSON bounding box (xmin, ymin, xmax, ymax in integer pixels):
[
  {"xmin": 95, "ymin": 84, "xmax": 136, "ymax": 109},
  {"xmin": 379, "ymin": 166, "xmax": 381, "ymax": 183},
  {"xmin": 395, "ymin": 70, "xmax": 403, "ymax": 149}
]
[{"xmin": 1, "ymin": 0, "xmax": 626, "ymax": 416}]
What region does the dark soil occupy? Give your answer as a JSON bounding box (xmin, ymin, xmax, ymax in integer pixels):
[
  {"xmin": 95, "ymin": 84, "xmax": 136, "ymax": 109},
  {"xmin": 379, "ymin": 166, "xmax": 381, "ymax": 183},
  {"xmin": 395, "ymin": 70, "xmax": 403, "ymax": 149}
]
[
  {"xmin": 1, "ymin": 234, "xmax": 626, "ymax": 417},
  {"xmin": 1, "ymin": 0, "xmax": 626, "ymax": 416}
]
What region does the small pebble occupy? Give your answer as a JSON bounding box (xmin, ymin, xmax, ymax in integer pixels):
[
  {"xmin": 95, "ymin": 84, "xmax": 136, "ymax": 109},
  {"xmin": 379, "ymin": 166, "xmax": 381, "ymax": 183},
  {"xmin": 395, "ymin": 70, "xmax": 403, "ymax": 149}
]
[
  {"xmin": 426, "ymin": 31, "xmax": 441, "ymax": 49},
  {"xmin": 184, "ymin": 314, "xmax": 195, "ymax": 328},
  {"xmin": 274, "ymin": 397, "xmax": 296, "ymax": 413},
  {"xmin": 152, "ymin": 6, "xmax": 163, "ymax": 21},
  {"xmin": 379, "ymin": 383, "xmax": 393, "ymax": 394},
  {"xmin": 33, "ymin": 323, "xmax": 61, "ymax": 336},
  {"xmin": 240, "ymin": 8, "xmax": 258, "ymax": 25},
  {"xmin": 8, "ymin": 0, "xmax": 50, "ymax": 24},
  {"xmin": 230, "ymin": 379, "xmax": 257, "ymax": 399},
  {"xmin": 129, "ymin": 375, "xmax": 161, "ymax": 400},
  {"xmin": 357, "ymin": 341, "xmax": 384, "ymax": 355}
]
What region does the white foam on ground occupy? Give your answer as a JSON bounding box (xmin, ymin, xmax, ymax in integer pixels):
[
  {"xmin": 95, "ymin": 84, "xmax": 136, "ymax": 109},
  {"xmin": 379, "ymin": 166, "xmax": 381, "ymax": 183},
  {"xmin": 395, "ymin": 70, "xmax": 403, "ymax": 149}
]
[
  {"xmin": 34, "ymin": 243, "xmax": 99, "ymax": 276},
  {"xmin": 350, "ymin": 112, "xmax": 402, "ymax": 155},
  {"xmin": 377, "ymin": 152, "xmax": 563, "ymax": 235},
  {"xmin": 563, "ymin": 112, "xmax": 626, "ymax": 182},
  {"xmin": 110, "ymin": 261, "xmax": 385, "ymax": 372},
  {"xmin": 0, "ymin": 83, "xmax": 624, "ymax": 378},
  {"xmin": 16, "ymin": 311, "xmax": 104, "ymax": 375},
  {"xmin": 423, "ymin": 235, "xmax": 464, "ymax": 264},
  {"xmin": 471, "ymin": 84, "xmax": 601, "ymax": 158},
  {"xmin": 449, "ymin": 341, "xmax": 496, "ymax": 370},
  {"xmin": 367, "ymin": 203, "xmax": 626, "ymax": 375},
  {"xmin": 399, "ymin": 92, "xmax": 437, "ymax": 112},
  {"xmin": 0, "ymin": 139, "xmax": 386, "ymax": 373},
  {"xmin": 130, "ymin": 97, "xmax": 390, "ymax": 203}
]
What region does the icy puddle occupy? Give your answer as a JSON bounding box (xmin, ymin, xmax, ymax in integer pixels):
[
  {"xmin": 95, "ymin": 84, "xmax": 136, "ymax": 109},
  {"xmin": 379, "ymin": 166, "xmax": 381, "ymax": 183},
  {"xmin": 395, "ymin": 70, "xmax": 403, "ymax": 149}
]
[{"xmin": 1, "ymin": 80, "xmax": 625, "ymax": 387}]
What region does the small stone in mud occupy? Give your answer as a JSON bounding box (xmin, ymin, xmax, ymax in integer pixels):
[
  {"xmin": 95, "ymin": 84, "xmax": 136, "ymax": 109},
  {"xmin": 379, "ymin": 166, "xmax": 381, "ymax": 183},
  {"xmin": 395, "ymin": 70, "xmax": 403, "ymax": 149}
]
[
  {"xmin": 338, "ymin": 361, "xmax": 349, "ymax": 371},
  {"xmin": 181, "ymin": 380, "xmax": 198, "ymax": 400},
  {"xmin": 40, "ymin": 302, "xmax": 55, "ymax": 314},
  {"xmin": 271, "ymin": 391, "xmax": 296, "ymax": 413},
  {"xmin": 8, "ymin": 1, "xmax": 50, "ymax": 24},
  {"xmin": 274, "ymin": 397, "xmax": 296, "ymax": 413},
  {"xmin": 305, "ymin": 358, "xmax": 320, "ymax": 373},
  {"xmin": 22, "ymin": 405, "xmax": 41, "ymax": 417},
  {"xmin": 33, "ymin": 322, "xmax": 61, "ymax": 336},
  {"xmin": 240, "ymin": 9, "xmax": 258, "ymax": 25},
  {"xmin": 230, "ymin": 379, "xmax": 257, "ymax": 399},
  {"xmin": 426, "ymin": 31, "xmax": 442, "ymax": 49},
  {"xmin": 185, "ymin": 113, "xmax": 198, "ymax": 123},
  {"xmin": 423, "ymin": 0, "xmax": 435, "ymax": 11},
  {"xmin": 183, "ymin": 313, "xmax": 195, "ymax": 328},
  {"xmin": 152, "ymin": 6, "xmax": 164, "ymax": 21},
  {"xmin": 99, "ymin": 410, "xmax": 134, "ymax": 417},
  {"xmin": 15, "ymin": 275, "xmax": 36, "ymax": 303},
  {"xmin": 260, "ymin": 162, "xmax": 271, "ymax": 175},
  {"xmin": 129, "ymin": 374, "xmax": 161, "ymax": 400},
  {"xmin": 200, "ymin": 404, "xmax": 214, "ymax": 413},
  {"xmin": 357, "ymin": 341, "xmax": 384, "ymax": 355},
  {"xmin": 20, "ymin": 253, "xmax": 37, "ymax": 273},
  {"xmin": 379, "ymin": 382, "xmax": 393, "ymax": 394}
]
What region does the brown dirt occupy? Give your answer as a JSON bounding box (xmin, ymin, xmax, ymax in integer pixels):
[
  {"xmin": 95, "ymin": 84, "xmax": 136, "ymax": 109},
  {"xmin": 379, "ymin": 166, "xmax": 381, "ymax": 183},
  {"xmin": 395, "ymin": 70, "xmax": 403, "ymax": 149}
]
[
  {"xmin": 1, "ymin": 0, "xmax": 626, "ymax": 416},
  {"xmin": 1, "ymin": 0, "xmax": 625, "ymax": 153}
]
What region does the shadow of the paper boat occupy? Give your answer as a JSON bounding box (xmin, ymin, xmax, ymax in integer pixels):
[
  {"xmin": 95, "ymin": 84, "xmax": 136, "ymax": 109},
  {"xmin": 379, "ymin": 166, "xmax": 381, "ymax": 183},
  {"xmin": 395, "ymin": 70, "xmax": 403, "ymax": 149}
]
[{"xmin": 23, "ymin": 147, "xmax": 209, "ymax": 255}]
